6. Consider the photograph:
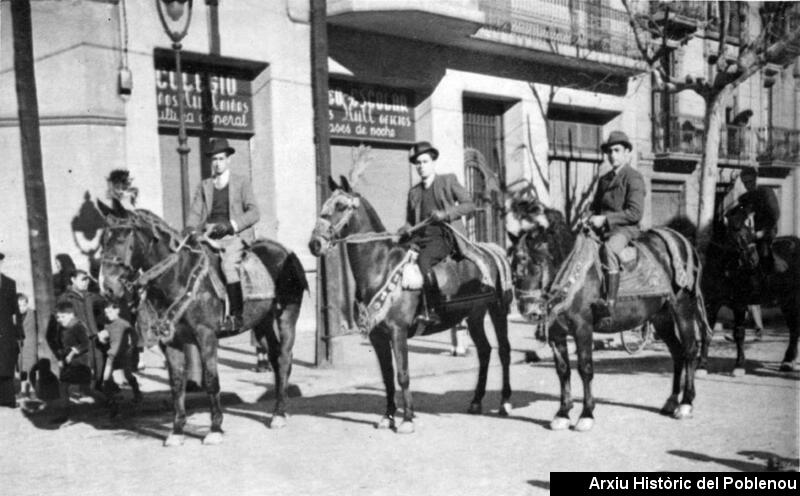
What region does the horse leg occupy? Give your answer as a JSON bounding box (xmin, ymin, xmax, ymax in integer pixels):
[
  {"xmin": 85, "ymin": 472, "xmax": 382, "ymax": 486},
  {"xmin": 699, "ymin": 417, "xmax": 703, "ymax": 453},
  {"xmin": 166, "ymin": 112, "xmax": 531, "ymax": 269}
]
[
  {"xmin": 489, "ymin": 302, "xmax": 512, "ymax": 416},
  {"xmin": 649, "ymin": 310, "xmax": 681, "ymax": 416},
  {"xmin": 549, "ymin": 325, "xmax": 572, "ymax": 430},
  {"xmin": 192, "ymin": 325, "xmax": 224, "ymax": 445},
  {"xmin": 573, "ymin": 323, "xmax": 595, "ymax": 432},
  {"xmin": 161, "ymin": 342, "xmax": 188, "ymax": 447},
  {"xmin": 268, "ymin": 303, "xmax": 299, "ymax": 428},
  {"xmin": 672, "ymin": 297, "xmax": 701, "ymax": 419},
  {"xmin": 732, "ymin": 306, "xmax": 747, "ymax": 376},
  {"xmin": 369, "ymin": 327, "xmax": 396, "ymax": 430},
  {"xmin": 389, "ymin": 323, "xmax": 414, "ymax": 434},
  {"xmin": 779, "ymin": 293, "xmax": 799, "ymax": 371},
  {"xmin": 698, "ymin": 298, "xmax": 721, "ymax": 374},
  {"xmin": 465, "ymin": 310, "xmax": 491, "ymax": 415}
]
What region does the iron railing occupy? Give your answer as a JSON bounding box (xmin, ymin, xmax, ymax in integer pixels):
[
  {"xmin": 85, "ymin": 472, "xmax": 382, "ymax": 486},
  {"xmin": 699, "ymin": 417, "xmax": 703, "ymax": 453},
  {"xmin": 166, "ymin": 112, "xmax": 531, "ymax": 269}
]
[
  {"xmin": 654, "ymin": 115, "xmax": 751, "ymax": 160},
  {"xmin": 478, "ymin": 0, "xmax": 642, "ymax": 59},
  {"xmin": 757, "ymin": 126, "xmax": 800, "ymax": 163}
]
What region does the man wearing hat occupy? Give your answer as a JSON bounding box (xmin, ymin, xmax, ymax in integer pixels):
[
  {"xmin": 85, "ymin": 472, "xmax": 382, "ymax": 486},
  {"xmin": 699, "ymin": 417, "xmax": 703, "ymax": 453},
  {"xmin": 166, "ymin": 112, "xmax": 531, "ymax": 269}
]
[
  {"xmin": 736, "ymin": 166, "xmax": 781, "ymax": 272},
  {"xmin": 399, "ymin": 141, "xmax": 475, "ymax": 324},
  {"xmin": 0, "ymin": 252, "xmax": 22, "ymax": 407},
  {"xmin": 588, "ymin": 131, "xmax": 645, "ymax": 331},
  {"xmin": 185, "ymin": 138, "xmax": 260, "ymax": 332}
]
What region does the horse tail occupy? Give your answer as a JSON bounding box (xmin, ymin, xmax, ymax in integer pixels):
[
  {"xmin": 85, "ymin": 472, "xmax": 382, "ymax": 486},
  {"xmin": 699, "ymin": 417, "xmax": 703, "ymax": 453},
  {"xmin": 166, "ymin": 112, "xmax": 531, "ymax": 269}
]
[
  {"xmin": 689, "ymin": 241, "xmax": 714, "ymax": 342},
  {"xmin": 277, "ymin": 251, "xmax": 309, "ymax": 305}
]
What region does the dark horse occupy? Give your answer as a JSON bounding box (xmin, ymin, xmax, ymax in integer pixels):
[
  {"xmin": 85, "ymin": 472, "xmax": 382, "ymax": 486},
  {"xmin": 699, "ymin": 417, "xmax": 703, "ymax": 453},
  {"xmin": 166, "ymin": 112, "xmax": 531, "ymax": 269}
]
[
  {"xmin": 98, "ymin": 201, "xmax": 307, "ymax": 446},
  {"xmin": 701, "ymin": 203, "xmax": 799, "ymax": 374},
  {"xmin": 308, "ymin": 177, "xmax": 513, "ymax": 433},
  {"xmin": 509, "ymin": 202, "xmax": 711, "ymax": 431}
]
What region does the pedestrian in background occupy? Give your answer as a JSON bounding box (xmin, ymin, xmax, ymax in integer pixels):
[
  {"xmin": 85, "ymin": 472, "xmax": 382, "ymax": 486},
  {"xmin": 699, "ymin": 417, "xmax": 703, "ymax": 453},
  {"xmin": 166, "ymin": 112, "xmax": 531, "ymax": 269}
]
[
  {"xmin": 16, "ymin": 293, "xmax": 38, "ymax": 397},
  {"xmin": 0, "ymin": 253, "xmax": 21, "ymax": 408},
  {"xmin": 52, "ymin": 253, "xmax": 76, "ymax": 299}
]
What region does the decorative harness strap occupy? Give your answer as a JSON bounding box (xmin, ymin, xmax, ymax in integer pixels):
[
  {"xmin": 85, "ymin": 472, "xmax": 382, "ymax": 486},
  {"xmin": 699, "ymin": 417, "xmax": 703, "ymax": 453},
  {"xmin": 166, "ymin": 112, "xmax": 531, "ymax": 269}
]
[{"xmin": 355, "ymin": 250, "xmax": 418, "ymax": 335}]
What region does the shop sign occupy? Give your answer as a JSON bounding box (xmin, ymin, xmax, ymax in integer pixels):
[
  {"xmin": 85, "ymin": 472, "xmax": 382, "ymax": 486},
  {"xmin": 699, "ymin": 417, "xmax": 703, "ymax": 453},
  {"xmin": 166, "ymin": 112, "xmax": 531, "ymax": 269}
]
[
  {"xmin": 329, "ymin": 81, "xmax": 414, "ymax": 142},
  {"xmin": 156, "ymin": 69, "xmax": 253, "ymax": 133}
]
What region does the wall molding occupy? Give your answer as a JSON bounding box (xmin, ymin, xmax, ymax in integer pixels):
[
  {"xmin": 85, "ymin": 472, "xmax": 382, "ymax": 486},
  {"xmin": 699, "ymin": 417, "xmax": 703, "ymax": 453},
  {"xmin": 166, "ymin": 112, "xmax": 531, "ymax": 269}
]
[{"xmin": 0, "ymin": 114, "xmax": 126, "ymax": 128}]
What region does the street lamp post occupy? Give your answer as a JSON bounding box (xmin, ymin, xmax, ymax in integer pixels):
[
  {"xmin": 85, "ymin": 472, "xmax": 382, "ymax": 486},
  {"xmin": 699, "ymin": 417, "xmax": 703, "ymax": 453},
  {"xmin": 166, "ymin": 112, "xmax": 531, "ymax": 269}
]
[{"xmin": 156, "ymin": 0, "xmax": 193, "ymax": 225}]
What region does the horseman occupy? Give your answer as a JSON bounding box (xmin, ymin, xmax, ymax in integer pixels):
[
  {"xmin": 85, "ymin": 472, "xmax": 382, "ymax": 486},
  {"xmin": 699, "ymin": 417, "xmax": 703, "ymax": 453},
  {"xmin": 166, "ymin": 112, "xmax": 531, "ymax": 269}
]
[
  {"xmin": 184, "ymin": 138, "xmax": 260, "ymax": 333},
  {"xmin": 398, "ymin": 141, "xmax": 476, "ymax": 325},
  {"xmin": 736, "ymin": 166, "xmax": 781, "ymax": 273},
  {"xmin": 588, "ymin": 131, "xmax": 646, "ymax": 331}
]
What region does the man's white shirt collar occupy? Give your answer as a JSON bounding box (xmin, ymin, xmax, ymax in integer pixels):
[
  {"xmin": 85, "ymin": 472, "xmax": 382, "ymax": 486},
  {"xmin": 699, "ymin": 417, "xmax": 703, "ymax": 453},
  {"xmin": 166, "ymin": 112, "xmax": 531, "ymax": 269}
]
[
  {"xmin": 422, "ymin": 173, "xmax": 436, "ymax": 189},
  {"xmin": 214, "ymin": 169, "xmax": 230, "ymax": 189}
]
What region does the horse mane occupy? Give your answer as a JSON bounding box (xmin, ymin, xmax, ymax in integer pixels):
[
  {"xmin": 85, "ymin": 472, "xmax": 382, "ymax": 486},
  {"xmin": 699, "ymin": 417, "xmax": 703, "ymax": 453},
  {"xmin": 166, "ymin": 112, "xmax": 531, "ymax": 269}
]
[
  {"xmin": 354, "ymin": 192, "xmax": 387, "ymax": 232},
  {"xmin": 540, "ymin": 208, "xmax": 573, "ymax": 264},
  {"xmin": 547, "ymin": 231, "xmax": 599, "ymax": 318}
]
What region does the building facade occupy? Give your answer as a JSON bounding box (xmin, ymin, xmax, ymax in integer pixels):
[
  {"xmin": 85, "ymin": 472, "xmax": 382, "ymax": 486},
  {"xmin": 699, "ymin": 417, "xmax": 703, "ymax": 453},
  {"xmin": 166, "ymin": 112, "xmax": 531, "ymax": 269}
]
[{"xmin": 1, "ymin": 0, "xmax": 798, "ymax": 312}]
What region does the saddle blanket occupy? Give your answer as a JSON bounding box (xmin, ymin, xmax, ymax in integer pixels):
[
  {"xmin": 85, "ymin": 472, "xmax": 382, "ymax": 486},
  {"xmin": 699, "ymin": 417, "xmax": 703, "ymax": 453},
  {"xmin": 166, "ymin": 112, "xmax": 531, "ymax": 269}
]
[
  {"xmin": 240, "ymin": 251, "xmax": 275, "ymax": 300},
  {"xmin": 448, "ymin": 225, "xmax": 513, "ymax": 294},
  {"xmin": 617, "ymin": 241, "xmax": 672, "ymax": 300}
]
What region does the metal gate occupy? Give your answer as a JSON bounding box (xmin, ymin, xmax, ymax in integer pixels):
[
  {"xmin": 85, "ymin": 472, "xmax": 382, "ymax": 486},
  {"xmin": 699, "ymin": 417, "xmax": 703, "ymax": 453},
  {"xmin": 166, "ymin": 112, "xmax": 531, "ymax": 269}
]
[{"xmin": 463, "ymin": 98, "xmax": 506, "ymax": 246}]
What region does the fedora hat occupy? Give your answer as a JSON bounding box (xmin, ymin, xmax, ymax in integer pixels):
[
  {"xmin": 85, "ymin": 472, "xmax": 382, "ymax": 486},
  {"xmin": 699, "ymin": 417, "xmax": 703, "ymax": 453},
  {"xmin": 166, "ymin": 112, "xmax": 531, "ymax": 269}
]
[
  {"xmin": 600, "ymin": 131, "xmax": 632, "ymax": 153},
  {"xmin": 409, "ymin": 141, "xmax": 439, "ymax": 163},
  {"xmin": 205, "ymin": 138, "xmax": 236, "ymax": 157}
]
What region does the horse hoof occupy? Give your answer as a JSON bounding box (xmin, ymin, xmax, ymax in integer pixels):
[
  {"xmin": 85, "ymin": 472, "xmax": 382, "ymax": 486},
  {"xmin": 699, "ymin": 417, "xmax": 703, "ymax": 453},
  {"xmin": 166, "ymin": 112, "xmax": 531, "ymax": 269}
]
[
  {"xmin": 550, "ymin": 416, "xmax": 570, "ymax": 431},
  {"xmin": 780, "ymin": 361, "xmax": 797, "ymax": 372},
  {"xmin": 202, "ymin": 431, "xmax": 223, "ymax": 445},
  {"xmin": 467, "ymin": 402, "xmax": 482, "ymax": 415},
  {"xmin": 660, "ymin": 399, "xmax": 680, "ymax": 416},
  {"xmin": 732, "ymin": 367, "xmax": 746, "ymax": 377},
  {"xmin": 574, "ymin": 417, "xmax": 594, "ymax": 432},
  {"xmin": 673, "ymin": 404, "xmax": 693, "ymax": 419},
  {"xmin": 498, "ymin": 402, "xmax": 512, "ymax": 417},
  {"xmin": 397, "ymin": 421, "xmax": 415, "ymax": 434},
  {"xmin": 270, "ymin": 415, "xmax": 287, "ymax": 429},
  {"xmin": 695, "ymin": 368, "xmax": 708, "ymax": 378},
  {"xmin": 163, "ymin": 434, "xmax": 185, "ymax": 447},
  {"xmin": 376, "ymin": 416, "xmax": 394, "ymax": 430}
]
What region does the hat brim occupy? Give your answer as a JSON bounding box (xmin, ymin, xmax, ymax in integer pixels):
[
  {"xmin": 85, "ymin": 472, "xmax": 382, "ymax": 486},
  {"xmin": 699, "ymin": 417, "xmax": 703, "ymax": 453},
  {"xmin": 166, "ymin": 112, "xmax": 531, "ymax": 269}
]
[
  {"xmin": 205, "ymin": 147, "xmax": 235, "ymax": 157},
  {"xmin": 410, "ymin": 147, "xmax": 439, "ymax": 163},
  {"xmin": 601, "ymin": 140, "xmax": 632, "ymax": 153}
]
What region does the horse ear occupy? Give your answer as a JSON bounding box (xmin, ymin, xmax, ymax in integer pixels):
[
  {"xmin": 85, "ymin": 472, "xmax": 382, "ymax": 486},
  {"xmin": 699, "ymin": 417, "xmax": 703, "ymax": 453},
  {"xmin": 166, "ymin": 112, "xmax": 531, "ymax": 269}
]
[
  {"xmin": 507, "ymin": 231, "xmax": 521, "ymax": 246},
  {"xmin": 340, "ymin": 175, "xmax": 352, "ymax": 193},
  {"xmin": 328, "ymin": 176, "xmax": 339, "ymax": 192}
]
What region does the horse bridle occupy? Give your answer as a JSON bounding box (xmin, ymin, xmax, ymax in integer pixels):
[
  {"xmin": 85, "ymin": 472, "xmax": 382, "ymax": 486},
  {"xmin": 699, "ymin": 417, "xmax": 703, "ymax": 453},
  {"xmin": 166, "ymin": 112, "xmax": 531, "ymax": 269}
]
[
  {"xmin": 314, "ymin": 191, "xmax": 361, "ymax": 245},
  {"xmin": 512, "ymin": 232, "xmax": 553, "ymax": 313}
]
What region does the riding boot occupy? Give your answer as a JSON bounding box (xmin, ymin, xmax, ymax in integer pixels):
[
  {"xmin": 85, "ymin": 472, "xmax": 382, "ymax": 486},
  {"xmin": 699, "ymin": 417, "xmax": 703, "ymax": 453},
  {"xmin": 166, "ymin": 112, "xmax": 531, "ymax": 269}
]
[
  {"xmin": 417, "ymin": 271, "xmax": 441, "ymax": 326},
  {"xmin": 595, "ymin": 271, "xmax": 619, "ymax": 332},
  {"xmin": 221, "ymin": 282, "xmax": 244, "ymax": 334}
]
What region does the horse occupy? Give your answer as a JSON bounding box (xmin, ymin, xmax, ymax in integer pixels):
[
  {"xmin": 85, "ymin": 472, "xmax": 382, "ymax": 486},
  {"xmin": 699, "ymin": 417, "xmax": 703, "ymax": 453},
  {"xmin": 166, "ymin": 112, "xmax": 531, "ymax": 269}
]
[
  {"xmin": 701, "ymin": 203, "xmax": 799, "ymax": 374},
  {"xmin": 98, "ymin": 200, "xmax": 307, "ymax": 446},
  {"xmin": 308, "ymin": 177, "xmax": 513, "ymax": 434},
  {"xmin": 514, "ymin": 215, "xmax": 711, "ymax": 431}
]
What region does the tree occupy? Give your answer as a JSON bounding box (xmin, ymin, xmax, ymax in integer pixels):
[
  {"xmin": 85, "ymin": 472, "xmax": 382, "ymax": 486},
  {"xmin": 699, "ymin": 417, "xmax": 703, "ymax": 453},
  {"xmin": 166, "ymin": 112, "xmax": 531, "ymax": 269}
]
[{"xmin": 622, "ymin": 0, "xmax": 800, "ymax": 249}]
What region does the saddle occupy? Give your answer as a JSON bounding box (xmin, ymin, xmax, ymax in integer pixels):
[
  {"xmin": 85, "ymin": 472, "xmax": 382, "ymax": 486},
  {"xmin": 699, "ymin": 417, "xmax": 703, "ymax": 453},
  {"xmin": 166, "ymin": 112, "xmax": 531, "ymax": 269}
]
[{"xmin": 203, "ymin": 236, "xmax": 275, "ymax": 301}]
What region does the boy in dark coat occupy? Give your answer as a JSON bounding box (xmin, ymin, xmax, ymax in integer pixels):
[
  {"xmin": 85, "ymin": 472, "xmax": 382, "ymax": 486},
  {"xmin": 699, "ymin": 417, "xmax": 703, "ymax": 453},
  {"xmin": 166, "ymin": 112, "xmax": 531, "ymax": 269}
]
[
  {"xmin": 98, "ymin": 301, "xmax": 142, "ymax": 406},
  {"xmin": 50, "ymin": 301, "xmax": 92, "ymax": 421}
]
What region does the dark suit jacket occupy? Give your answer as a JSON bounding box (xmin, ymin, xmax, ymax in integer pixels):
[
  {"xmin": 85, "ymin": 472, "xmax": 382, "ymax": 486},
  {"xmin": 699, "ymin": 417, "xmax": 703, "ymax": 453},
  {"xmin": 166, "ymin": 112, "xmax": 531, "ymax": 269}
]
[
  {"xmin": 405, "ymin": 173, "xmax": 475, "ymax": 235},
  {"xmin": 739, "ymin": 185, "xmax": 780, "ymax": 235},
  {"xmin": 590, "ymin": 164, "xmax": 645, "ymax": 240},
  {"xmin": 0, "ymin": 274, "xmax": 20, "ymax": 377},
  {"xmin": 186, "ymin": 173, "xmax": 260, "ymax": 242}
]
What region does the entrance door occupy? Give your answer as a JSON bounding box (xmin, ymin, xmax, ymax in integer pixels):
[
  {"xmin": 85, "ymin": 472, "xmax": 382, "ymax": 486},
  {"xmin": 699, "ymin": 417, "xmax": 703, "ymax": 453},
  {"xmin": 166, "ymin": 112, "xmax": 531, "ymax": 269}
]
[
  {"xmin": 463, "ymin": 98, "xmax": 506, "ymax": 246},
  {"xmin": 158, "ymin": 134, "xmax": 252, "ymax": 229}
]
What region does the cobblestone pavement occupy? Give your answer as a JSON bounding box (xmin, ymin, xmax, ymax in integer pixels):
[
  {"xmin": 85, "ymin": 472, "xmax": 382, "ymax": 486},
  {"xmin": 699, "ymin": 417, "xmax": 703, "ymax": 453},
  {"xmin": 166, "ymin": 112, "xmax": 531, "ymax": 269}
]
[{"xmin": 2, "ymin": 314, "xmax": 798, "ymax": 496}]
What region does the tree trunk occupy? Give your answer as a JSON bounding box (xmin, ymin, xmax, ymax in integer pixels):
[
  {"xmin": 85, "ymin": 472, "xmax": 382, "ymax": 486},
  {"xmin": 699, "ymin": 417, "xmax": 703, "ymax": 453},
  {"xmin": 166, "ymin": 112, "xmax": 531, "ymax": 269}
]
[{"xmin": 696, "ymin": 90, "xmax": 727, "ymax": 253}]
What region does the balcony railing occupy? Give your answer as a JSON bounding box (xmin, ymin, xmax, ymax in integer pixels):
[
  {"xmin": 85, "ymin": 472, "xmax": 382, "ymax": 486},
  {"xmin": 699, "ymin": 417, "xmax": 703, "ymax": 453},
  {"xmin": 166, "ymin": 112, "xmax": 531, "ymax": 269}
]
[
  {"xmin": 649, "ymin": 1, "xmax": 706, "ymax": 20},
  {"xmin": 757, "ymin": 126, "xmax": 800, "ymax": 163},
  {"xmin": 654, "ymin": 116, "xmax": 751, "ymax": 160},
  {"xmin": 478, "ymin": 0, "xmax": 642, "ymax": 60}
]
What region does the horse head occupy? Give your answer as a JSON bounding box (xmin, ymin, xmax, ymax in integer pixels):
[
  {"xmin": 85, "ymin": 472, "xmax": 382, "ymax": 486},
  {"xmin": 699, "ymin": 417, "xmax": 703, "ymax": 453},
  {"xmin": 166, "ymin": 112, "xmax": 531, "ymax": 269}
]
[
  {"xmin": 510, "ymin": 229, "xmax": 555, "ymax": 321},
  {"xmin": 309, "ymin": 175, "xmax": 371, "ymax": 256},
  {"xmin": 724, "ymin": 203, "xmax": 759, "ymax": 271},
  {"xmin": 98, "ymin": 199, "xmax": 176, "ymax": 299}
]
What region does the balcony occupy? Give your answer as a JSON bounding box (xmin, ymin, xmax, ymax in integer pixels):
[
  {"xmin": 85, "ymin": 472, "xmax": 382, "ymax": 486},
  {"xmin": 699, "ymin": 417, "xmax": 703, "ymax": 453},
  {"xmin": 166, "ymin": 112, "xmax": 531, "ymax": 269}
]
[
  {"xmin": 648, "ymin": 1, "xmax": 705, "ymax": 39},
  {"xmin": 653, "ymin": 115, "xmax": 752, "ymax": 165},
  {"xmin": 757, "ymin": 127, "xmax": 800, "ymax": 166},
  {"xmin": 474, "ymin": 0, "xmax": 643, "ymax": 73}
]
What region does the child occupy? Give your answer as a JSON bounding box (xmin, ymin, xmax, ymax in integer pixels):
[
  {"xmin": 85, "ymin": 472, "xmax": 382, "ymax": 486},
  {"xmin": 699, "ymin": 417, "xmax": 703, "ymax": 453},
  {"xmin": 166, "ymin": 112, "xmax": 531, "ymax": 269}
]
[
  {"xmin": 99, "ymin": 301, "xmax": 142, "ymax": 406},
  {"xmin": 50, "ymin": 301, "xmax": 92, "ymax": 422},
  {"xmin": 16, "ymin": 293, "xmax": 38, "ymax": 398}
]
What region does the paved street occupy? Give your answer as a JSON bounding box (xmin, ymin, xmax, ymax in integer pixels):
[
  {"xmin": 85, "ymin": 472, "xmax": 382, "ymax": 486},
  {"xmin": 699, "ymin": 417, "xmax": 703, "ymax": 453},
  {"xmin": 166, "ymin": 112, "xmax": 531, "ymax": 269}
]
[{"xmin": 2, "ymin": 314, "xmax": 798, "ymax": 496}]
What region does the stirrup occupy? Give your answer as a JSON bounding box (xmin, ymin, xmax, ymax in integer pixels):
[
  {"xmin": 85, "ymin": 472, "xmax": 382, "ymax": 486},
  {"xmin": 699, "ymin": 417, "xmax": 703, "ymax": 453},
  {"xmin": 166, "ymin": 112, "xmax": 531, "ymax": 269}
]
[{"xmin": 220, "ymin": 314, "xmax": 244, "ymax": 334}]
